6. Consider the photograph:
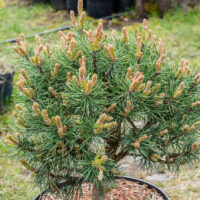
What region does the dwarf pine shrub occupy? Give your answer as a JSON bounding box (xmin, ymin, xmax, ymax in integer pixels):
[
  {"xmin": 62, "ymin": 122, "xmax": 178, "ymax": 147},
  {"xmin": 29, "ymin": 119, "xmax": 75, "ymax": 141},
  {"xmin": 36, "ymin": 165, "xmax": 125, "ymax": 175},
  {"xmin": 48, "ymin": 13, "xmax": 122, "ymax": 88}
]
[{"xmin": 7, "ymin": 0, "xmax": 200, "ymax": 199}]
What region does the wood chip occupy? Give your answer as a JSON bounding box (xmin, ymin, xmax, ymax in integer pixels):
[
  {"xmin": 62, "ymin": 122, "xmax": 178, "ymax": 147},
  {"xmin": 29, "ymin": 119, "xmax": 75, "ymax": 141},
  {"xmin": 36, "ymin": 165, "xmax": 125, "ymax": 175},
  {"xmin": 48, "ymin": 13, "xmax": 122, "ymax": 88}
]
[{"xmin": 41, "ymin": 179, "xmax": 164, "ymax": 200}]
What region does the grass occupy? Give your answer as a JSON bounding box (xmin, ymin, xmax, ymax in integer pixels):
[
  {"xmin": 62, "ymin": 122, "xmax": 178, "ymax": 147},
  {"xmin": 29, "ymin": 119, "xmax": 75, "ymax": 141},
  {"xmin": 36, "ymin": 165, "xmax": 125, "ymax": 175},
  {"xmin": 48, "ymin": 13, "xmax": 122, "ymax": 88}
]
[
  {"xmin": 0, "ymin": 143, "xmax": 39, "ymax": 200},
  {"xmin": 163, "ymin": 165, "xmax": 200, "ymax": 200},
  {"xmin": 0, "ymin": 1, "xmax": 200, "ymax": 199}
]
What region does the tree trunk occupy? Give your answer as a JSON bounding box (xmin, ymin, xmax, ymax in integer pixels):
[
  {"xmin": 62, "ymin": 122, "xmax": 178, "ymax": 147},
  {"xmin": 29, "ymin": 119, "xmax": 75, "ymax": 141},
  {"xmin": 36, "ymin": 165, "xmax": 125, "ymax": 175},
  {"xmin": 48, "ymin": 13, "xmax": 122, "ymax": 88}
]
[
  {"xmin": 155, "ymin": 0, "xmax": 172, "ymax": 17},
  {"xmin": 135, "ymin": 0, "xmax": 144, "ymax": 18},
  {"xmin": 92, "ymin": 184, "xmax": 105, "ymax": 200}
]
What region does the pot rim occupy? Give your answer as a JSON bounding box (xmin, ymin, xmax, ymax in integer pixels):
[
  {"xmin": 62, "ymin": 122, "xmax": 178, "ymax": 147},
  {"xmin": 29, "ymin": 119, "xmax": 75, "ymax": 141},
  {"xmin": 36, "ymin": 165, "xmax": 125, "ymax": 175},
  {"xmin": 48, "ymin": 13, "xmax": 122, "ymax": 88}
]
[{"xmin": 33, "ymin": 175, "xmax": 170, "ymax": 200}]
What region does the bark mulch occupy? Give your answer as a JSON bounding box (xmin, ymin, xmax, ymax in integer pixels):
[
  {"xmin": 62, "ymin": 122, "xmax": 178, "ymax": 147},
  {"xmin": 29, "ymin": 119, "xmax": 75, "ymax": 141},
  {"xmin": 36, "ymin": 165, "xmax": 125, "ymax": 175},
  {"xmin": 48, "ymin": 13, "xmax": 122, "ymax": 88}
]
[{"xmin": 41, "ymin": 179, "xmax": 164, "ymax": 200}]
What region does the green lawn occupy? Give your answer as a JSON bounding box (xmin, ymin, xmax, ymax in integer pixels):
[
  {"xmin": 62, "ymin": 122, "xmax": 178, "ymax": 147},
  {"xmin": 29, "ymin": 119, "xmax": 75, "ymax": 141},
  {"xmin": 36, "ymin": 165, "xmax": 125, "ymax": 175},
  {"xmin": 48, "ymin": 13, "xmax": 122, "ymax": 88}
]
[{"xmin": 0, "ymin": 1, "xmax": 200, "ymax": 199}]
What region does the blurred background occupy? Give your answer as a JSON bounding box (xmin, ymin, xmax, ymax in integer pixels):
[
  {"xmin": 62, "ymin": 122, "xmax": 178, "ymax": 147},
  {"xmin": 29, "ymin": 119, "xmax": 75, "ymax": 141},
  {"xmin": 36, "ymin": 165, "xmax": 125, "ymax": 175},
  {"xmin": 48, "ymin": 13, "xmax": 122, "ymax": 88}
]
[{"xmin": 0, "ymin": 0, "xmax": 200, "ymax": 199}]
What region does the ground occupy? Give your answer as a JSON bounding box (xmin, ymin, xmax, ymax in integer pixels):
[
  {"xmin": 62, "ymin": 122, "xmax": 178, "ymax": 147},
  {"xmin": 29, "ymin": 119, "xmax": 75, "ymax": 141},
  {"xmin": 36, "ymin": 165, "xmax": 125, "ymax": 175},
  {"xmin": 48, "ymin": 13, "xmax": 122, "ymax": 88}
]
[{"xmin": 0, "ymin": 1, "xmax": 200, "ymax": 200}]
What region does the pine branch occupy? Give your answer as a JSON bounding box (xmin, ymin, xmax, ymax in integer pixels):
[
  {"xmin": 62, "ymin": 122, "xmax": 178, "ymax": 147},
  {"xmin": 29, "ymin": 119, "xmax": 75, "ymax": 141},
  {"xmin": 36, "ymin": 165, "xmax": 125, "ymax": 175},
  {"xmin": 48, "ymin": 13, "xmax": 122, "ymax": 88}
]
[
  {"xmin": 126, "ymin": 117, "xmax": 137, "ymax": 135},
  {"xmin": 105, "ymin": 61, "xmax": 115, "ymax": 78},
  {"xmin": 158, "ymin": 150, "xmax": 192, "ymax": 164},
  {"xmin": 105, "ymin": 118, "xmax": 123, "ymax": 161},
  {"xmin": 37, "ymin": 64, "xmax": 44, "ymax": 75},
  {"xmin": 92, "ymin": 51, "xmax": 97, "ymax": 73}
]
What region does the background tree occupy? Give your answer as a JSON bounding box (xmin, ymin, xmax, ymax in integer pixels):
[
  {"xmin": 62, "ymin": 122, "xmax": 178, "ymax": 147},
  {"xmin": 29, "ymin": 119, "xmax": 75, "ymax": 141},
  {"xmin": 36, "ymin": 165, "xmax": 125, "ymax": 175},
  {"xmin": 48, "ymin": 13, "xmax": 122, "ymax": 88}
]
[
  {"xmin": 6, "ymin": 0, "xmax": 200, "ymax": 199},
  {"xmin": 135, "ymin": 0, "xmax": 200, "ymax": 17}
]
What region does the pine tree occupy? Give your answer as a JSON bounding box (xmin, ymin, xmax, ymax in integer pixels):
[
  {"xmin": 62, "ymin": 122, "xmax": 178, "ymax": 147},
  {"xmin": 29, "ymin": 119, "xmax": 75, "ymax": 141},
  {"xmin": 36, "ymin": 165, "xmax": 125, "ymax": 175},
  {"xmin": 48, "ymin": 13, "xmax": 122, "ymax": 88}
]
[{"xmin": 7, "ymin": 0, "xmax": 200, "ymax": 199}]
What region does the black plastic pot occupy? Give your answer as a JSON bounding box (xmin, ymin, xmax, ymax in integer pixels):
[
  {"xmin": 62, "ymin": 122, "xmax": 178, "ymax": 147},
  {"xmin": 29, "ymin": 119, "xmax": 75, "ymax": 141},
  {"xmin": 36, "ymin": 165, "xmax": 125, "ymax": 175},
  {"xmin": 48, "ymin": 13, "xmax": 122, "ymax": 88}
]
[
  {"xmin": 66, "ymin": 0, "xmax": 78, "ymax": 15},
  {"xmin": 0, "ymin": 77, "xmax": 5, "ymax": 114},
  {"xmin": 33, "ymin": 175, "xmax": 170, "ymax": 200},
  {"xmin": 35, "ymin": 0, "xmax": 50, "ymax": 3},
  {"xmin": 51, "ymin": 0, "xmax": 66, "ymax": 10},
  {"xmin": 87, "ymin": 0, "xmax": 114, "ymax": 19},
  {"xmin": 114, "ymin": 0, "xmax": 134, "ymax": 13},
  {"xmin": 0, "ymin": 70, "xmax": 15, "ymax": 100},
  {"xmin": 66, "ymin": 0, "xmax": 87, "ymax": 15}
]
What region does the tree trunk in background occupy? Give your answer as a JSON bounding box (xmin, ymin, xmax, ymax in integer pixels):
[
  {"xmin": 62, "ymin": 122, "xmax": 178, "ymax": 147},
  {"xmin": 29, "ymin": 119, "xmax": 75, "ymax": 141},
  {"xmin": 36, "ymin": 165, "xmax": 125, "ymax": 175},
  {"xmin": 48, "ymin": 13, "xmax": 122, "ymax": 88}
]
[
  {"xmin": 155, "ymin": 0, "xmax": 200, "ymax": 12},
  {"xmin": 92, "ymin": 184, "xmax": 105, "ymax": 200},
  {"xmin": 155, "ymin": 0, "xmax": 171, "ymax": 16},
  {"xmin": 177, "ymin": 0, "xmax": 200, "ymax": 7},
  {"xmin": 135, "ymin": 0, "xmax": 144, "ymax": 18},
  {"xmin": 135, "ymin": 0, "xmax": 200, "ymax": 18}
]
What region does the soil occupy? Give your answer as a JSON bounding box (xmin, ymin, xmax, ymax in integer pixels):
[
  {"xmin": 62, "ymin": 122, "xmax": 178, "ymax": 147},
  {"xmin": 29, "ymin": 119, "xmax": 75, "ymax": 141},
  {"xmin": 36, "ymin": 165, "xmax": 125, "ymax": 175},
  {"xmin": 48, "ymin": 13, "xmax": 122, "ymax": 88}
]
[{"xmin": 40, "ymin": 179, "xmax": 164, "ymax": 200}]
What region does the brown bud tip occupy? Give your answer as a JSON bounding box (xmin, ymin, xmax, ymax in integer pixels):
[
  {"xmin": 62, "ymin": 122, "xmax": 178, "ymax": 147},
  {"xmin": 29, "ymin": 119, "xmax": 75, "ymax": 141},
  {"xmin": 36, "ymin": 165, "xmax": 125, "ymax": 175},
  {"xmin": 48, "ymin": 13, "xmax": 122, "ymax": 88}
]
[
  {"xmin": 20, "ymin": 33, "xmax": 25, "ymax": 42},
  {"xmin": 143, "ymin": 18, "xmax": 147, "ymax": 29},
  {"xmin": 101, "ymin": 155, "xmax": 108, "ymax": 162},
  {"xmin": 191, "ymin": 142, "xmax": 198, "ymax": 153},
  {"xmin": 132, "ymin": 141, "xmax": 140, "ymax": 149}
]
